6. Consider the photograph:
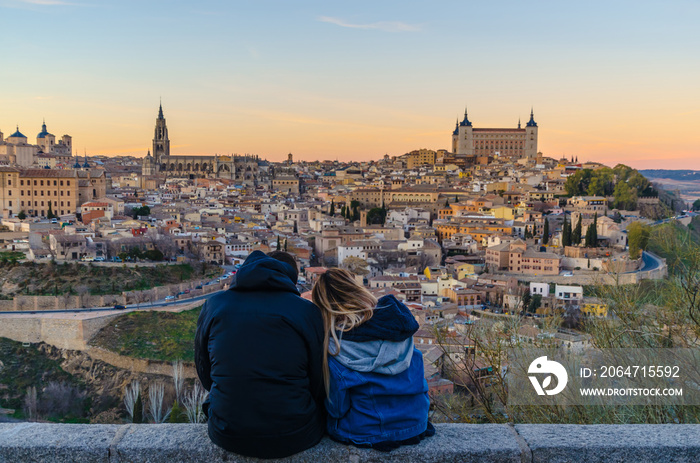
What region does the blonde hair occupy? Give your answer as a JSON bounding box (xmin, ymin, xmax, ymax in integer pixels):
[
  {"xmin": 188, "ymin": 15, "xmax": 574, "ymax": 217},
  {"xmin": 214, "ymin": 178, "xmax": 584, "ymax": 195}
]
[{"xmin": 311, "ymin": 268, "xmax": 377, "ymax": 395}]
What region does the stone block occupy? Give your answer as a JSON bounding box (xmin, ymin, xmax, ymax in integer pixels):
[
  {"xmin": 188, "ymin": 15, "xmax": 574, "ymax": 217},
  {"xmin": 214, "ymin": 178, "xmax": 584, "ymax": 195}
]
[
  {"xmin": 515, "ymin": 424, "xmax": 700, "ymax": 463},
  {"xmin": 111, "ymin": 424, "xmax": 352, "ymax": 463},
  {"xmin": 351, "ymin": 424, "xmax": 521, "ymax": 463},
  {"xmin": 0, "ymin": 423, "xmax": 118, "ymax": 463}
]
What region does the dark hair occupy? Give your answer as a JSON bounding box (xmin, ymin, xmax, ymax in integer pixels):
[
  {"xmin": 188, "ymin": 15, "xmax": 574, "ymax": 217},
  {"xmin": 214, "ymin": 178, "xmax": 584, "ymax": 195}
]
[{"xmin": 267, "ymin": 251, "xmax": 299, "ymax": 284}]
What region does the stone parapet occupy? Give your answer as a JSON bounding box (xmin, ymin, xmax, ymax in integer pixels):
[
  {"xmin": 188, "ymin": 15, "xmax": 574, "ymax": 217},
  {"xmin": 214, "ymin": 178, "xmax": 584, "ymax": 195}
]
[{"xmin": 0, "ymin": 423, "xmax": 697, "ymax": 462}]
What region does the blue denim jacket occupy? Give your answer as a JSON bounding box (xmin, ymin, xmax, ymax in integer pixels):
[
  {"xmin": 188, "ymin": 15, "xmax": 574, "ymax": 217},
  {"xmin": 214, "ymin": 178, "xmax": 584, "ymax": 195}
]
[{"xmin": 325, "ymin": 295, "xmax": 430, "ymax": 445}]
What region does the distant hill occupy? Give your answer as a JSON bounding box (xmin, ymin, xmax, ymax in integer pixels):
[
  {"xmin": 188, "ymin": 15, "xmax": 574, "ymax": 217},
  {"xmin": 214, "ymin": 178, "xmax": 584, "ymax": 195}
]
[{"xmin": 640, "ymin": 170, "xmax": 700, "ymax": 181}]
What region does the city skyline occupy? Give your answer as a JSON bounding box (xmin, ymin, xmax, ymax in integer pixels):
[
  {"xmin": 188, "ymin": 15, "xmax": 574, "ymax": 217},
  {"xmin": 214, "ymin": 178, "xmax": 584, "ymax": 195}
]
[{"xmin": 1, "ymin": 0, "xmax": 699, "ymax": 169}]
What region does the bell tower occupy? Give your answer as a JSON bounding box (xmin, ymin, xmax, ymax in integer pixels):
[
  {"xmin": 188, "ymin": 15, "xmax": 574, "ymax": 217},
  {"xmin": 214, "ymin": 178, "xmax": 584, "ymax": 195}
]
[{"xmin": 153, "ymin": 102, "xmax": 170, "ymax": 164}]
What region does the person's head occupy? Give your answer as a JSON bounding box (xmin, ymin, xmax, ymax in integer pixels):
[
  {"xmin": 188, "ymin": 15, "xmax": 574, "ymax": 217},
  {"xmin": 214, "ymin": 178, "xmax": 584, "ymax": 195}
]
[
  {"xmin": 267, "ymin": 251, "xmax": 298, "ymax": 284},
  {"xmin": 311, "ymin": 268, "xmax": 377, "ymax": 393}
]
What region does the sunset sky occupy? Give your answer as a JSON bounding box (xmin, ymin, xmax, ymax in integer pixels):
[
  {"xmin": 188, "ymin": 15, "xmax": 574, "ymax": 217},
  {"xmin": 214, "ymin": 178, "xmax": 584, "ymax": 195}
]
[{"xmin": 1, "ymin": 0, "xmax": 698, "ymax": 169}]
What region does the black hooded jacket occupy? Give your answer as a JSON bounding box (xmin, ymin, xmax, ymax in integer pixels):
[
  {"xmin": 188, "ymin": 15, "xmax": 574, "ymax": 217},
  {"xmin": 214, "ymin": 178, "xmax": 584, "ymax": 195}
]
[{"xmin": 195, "ymin": 251, "xmax": 326, "ymax": 458}]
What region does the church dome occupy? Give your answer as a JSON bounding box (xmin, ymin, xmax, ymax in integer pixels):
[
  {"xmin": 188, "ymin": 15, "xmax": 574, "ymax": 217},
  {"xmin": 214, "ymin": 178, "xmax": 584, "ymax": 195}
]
[
  {"xmin": 37, "ymin": 122, "xmax": 50, "ymax": 139},
  {"xmin": 10, "ymin": 127, "xmax": 26, "ymax": 138}
]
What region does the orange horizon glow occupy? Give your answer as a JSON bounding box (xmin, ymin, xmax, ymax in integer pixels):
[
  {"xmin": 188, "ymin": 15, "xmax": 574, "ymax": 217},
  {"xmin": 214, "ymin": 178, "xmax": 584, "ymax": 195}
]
[{"xmin": 2, "ymin": 2, "xmax": 698, "ymax": 170}]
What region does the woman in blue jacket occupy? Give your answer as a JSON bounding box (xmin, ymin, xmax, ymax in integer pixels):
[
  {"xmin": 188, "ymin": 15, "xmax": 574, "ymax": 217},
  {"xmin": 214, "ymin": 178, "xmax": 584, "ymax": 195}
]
[{"xmin": 311, "ymin": 268, "xmax": 434, "ymax": 451}]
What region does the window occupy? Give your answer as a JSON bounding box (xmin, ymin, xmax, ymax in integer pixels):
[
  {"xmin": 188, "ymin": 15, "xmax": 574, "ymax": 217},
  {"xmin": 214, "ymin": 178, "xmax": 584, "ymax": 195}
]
[
  {"xmin": 8, "ymin": 201, "xmax": 11, "ymax": 207},
  {"xmin": 20, "ymin": 180, "xmax": 23, "ymax": 186},
  {"xmin": 67, "ymin": 181, "xmax": 70, "ymax": 186},
  {"xmin": 7, "ymin": 180, "xmax": 10, "ymax": 186},
  {"xmin": 34, "ymin": 180, "xmax": 37, "ymax": 186},
  {"xmin": 40, "ymin": 181, "xmax": 44, "ymax": 186},
  {"xmin": 60, "ymin": 181, "xmax": 63, "ymax": 186},
  {"xmin": 53, "ymin": 181, "xmax": 57, "ymax": 186}
]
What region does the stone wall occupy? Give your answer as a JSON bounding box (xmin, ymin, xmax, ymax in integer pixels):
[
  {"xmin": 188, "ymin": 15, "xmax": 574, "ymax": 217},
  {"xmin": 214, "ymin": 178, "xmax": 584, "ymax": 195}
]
[
  {"xmin": 85, "ymin": 346, "xmax": 197, "ymax": 378},
  {"xmin": 0, "ymin": 423, "xmax": 697, "ymax": 462},
  {"xmin": 0, "ymin": 278, "xmax": 229, "ymax": 312},
  {"xmin": 0, "ymin": 315, "xmax": 124, "ymax": 350}
]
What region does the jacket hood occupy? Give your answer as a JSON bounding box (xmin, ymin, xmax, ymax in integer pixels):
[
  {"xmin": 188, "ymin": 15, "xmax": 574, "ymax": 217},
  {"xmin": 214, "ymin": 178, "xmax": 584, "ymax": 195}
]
[
  {"xmin": 332, "ymin": 337, "xmax": 415, "ymax": 375},
  {"xmin": 232, "ymin": 250, "xmax": 299, "ymax": 294},
  {"xmin": 341, "ymin": 295, "xmax": 418, "ymax": 343}
]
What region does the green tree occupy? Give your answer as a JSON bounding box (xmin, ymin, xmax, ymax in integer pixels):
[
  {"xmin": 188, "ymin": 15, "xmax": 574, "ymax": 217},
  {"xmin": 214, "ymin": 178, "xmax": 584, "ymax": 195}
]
[
  {"xmin": 572, "ymin": 216, "xmax": 582, "ymax": 245},
  {"xmin": 366, "ymin": 207, "xmax": 386, "ymax": 225},
  {"xmin": 340, "ymin": 205, "xmax": 346, "ymax": 218},
  {"xmin": 528, "ymin": 294, "xmax": 542, "ymax": 313},
  {"xmin": 47, "ymin": 202, "xmax": 55, "ymax": 219},
  {"xmin": 143, "ymin": 249, "xmax": 164, "ymax": 261},
  {"xmin": 445, "ymin": 199, "xmax": 450, "ymax": 208},
  {"xmin": 132, "ymin": 206, "xmax": 151, "ymax": 219},
  {"xmin": 276, "ymin": 235, "xmax": 281, "ymax": 251},
  {"xmin": 564, "ymin": 169, "xmax": 594, "ymax": 196},
  {"xmin": 592, "ymin": 213, "xmax": 598, "ymax": 244},
  {"xmin": 521, "ymin": 289, "xmax": 531, "ymax": 312},
  {"xmin": 693, "ymin": 199, "xmax": 700, "ymax": 211},
  {"xmin": 613, "ymin": 182, "xmax": 638, "ymax": 211},
  {"xmin": 133, "ymin": 392, "xmax": 143, "ymax": 423},
  {"xmin": 586, "ymin": 167, "xmax": 615, "ymax": 196},
  {"xmin": 562, "ymin": 215, "xmax": 571, "ymax": 247},
  {"xmin": 584, "ymin": 213, "xmax": 598, "ymax": 248},
  {"xmin": 17, "ymin": 210, "xmax": 26, "ymax": 220},
  {"xmin": 542, "ymin": 218, "xmax": 550, "ymax": 245},
  {"xmin": 169, "ymin": 400, "xmax": 187, "ymax": 423},
  {"xmin": 293, "ymin": 221, "xmax": 298, "ymax": 234},
  {"xmin": 284, "ymin": 238, "xmax": 288, "ymax": 252},
  {"xmin": 352, "ymin": 205, "xmax": 359, "ymax": 222},
  {"xmin": 329, "ymin": 200, "xmax": 335, "ymax": 216},
  {"xmin": 628, "ymin": 221, "xmax": 650, "ymax": 258}
]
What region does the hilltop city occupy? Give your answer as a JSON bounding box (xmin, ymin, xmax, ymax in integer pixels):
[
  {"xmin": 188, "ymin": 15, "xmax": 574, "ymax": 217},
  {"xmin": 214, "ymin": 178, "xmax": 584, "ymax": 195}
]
[{"xmin": 0, "ymin": 104, "xmax": 689, "ymax": 400}]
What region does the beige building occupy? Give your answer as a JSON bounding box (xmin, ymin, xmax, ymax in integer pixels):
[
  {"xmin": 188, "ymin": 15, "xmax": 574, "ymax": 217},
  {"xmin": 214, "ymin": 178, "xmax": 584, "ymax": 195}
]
[
  {"xmin": 0, "ymin": 169, "xmax": 106, "ymax": 218},
  {"xmin": 0, "ymin": 167, "xmax": 21, "ymax": 218},
  {"xmin": 567, "ymin": 196, "xmax": 608, "ymax": 214},
  {"xmin": 405, "ymin": 149, "xmax": 436, "ymax": 168},
  {"xmin": 272, "ymin": 176, "xmax": 300, "ymax": 195},
  {"xmin": 451, "ymin": 109, "xmax": 538, "ymax": 159},
  {"xmin": 0, "ymin": 127, "xmax": 38, "ymax": 166},
  {"xmin": 486, "ymin": 239, "xmax": 561, "ymax": 275}
]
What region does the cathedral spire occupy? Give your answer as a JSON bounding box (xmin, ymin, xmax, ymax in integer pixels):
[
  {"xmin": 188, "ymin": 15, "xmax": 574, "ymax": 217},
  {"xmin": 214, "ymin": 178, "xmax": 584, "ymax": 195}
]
[
  {"xmin": 518, "ymin": 118, "xmax": 521, "ymax": 129},
  {"xmin": 158, "ymin": 100, "xmax": 164, "ymax": 119}
]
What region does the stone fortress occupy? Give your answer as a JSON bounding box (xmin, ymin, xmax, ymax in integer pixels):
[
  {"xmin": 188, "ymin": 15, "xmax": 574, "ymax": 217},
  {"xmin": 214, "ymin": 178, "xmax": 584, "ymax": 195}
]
[
  {"xmin": 142, "ymin": 104, "xmax": 267, "ymax": 186},
  {"xmin": 451, "ymin": 107, "xmax": 539, "ymax": 161}
]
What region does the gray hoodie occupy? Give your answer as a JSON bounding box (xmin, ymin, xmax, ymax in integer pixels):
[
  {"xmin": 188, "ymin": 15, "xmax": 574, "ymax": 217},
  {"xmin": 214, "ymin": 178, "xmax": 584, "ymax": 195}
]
[{"xmin": 331, "ymin": 337, "xmax": 415, "ymax": 375}]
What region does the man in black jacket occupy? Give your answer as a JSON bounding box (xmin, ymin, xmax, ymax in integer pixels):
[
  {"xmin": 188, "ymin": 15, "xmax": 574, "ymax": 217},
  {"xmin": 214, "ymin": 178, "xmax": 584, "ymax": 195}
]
[{"xmin": 195, "ymin": 250, "xmax": 326, "ymax": 458}]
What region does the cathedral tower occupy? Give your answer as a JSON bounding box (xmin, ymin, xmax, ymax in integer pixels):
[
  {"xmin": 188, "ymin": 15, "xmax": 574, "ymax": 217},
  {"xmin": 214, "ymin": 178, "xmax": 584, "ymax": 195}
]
[{"xmin": 153, "ymin": 102, "xmax": 170, "ymax": 164}]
